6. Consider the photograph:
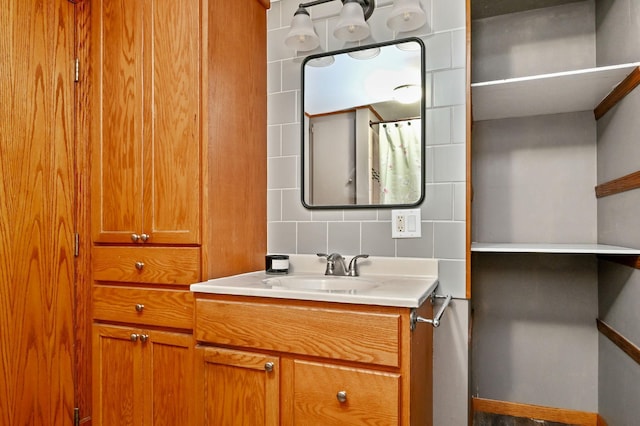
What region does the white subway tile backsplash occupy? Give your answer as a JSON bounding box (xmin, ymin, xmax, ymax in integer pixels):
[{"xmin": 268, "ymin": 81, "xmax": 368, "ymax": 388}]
[
  {"xmin": 282, "ymin": 189, "xmax": 312, "ymax": 221},
  {"xmin": 344, "ymin": 209, "xmax": 378, "ymax": 221},
  {"xmin": 433, "ymin": 0, "xmax": 466, "ymax": 32},
  {"xmin": 434, "ymin": 222, "xmax": 465, "ymax": 259},
  {"xmin": 397, "ymin": 222, "xmax": 434, "ymax": 258},
  {"xmin": 434, "ymin": 68, "xmax": 466, "ymax": 107},
  {"xmin": 328, "ymin": 222, "xmax": 361, "ymax": 254},
  {"xmin": 267, "ymin": 61, "xmax": 282, "ymax": 94},
  {"xmin": 267, "ymin": 125, "xmax": 281, "ymax": 158},
  {"xmin": 425, "ymin": 32, "xmax": 452, "ymax": 71},
  {"xmin": 282, "ymin": 59, "xmax": 302, "ymax": 92},
  {"xmin": 437, "ymin": 259, "xmax": 466, "ymax": 297},
  {"xmin": 267, "ymin": 156, "xmax": 297, "ymax": 189},
  {"xmin": 281, "ymin": 123, "xmax": 301, "ymax": 156},
  {"xmin": 267, "ymin": 92, "xmax": 297, "ymax": 125},
  {"xmin": 434, "ymin": 144, "xmax": 466, "ymax": 182},
  {"xmin": 426, "ymin": 107, "xmax": 451, "ymax": 145},
  {"xmin": 266, "ymin": 1, "xmax": 281, "ymax": 31},
  {"xmin": 362, "ymin": 222, "xmax": 396, "ymax": 257},
  {"xmin": 451, "ymin": 29, "xmax": 466, "ymax": 69},
  {"xmin": 297, "ymin": 222, "xmax": 328, "ymax": 254},
  {"xmin": 267, "ymin": 189, "xmax": 282, "ymax": 222},
  {"xmin": 422, "ymin": 183, "xmax": 454, "ymax": 220},
  {"xmin": 268, "ymin": 222, "xmax": 297, "ymax": 254},
  {"xmin": 267, "ymin": 0, "xmax": 466, "ymax": 289},
  {"xmin": 311, "ymin": 209, "xmax": 343, "ymax": 221},
  {"xmin": 452, "ymin": 105, "xmax": 466, "ymax": 144},
  {"xmin": 453, "ymin": 182, "xmax": 466, "ymax": 222}
]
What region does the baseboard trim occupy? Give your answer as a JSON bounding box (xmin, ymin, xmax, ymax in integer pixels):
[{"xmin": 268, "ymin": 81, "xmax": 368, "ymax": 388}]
[{"xmin": 472, "ymin": 397, "xmax": 605, "ymax": 426}]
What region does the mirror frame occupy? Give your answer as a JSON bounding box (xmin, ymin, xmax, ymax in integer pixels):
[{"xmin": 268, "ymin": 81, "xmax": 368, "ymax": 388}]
[{"xmin": 300, "ymin": 37, "xmax": 426, "ymax": 210}]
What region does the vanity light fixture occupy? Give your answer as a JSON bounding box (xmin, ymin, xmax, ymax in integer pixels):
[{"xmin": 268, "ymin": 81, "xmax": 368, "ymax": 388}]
[
  {"xmin": 393, "ymin": 84, "xmax": 421, "ymax": 104},
  {"xmin": 387, "ymin": 0, "xmax": 427, "ymax": 32},
  {"xmin": 284, "ymin": 0, "xmax": 427, "ymax": 52}
]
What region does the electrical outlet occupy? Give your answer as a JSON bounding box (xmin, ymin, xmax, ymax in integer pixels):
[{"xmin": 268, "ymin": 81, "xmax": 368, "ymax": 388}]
[
  {"xmin": 392, "ymin": 209, "xmax": 421, "ymax": 238},
  {"xmin": 396, "ymin": 215, "xmax": 405, "ymax": 233}
]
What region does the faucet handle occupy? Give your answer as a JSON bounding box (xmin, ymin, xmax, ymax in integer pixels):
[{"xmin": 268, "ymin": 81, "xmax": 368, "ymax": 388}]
[{"xmin": 347, "ymin": 254, "xmax": 369, "ymax": 277}]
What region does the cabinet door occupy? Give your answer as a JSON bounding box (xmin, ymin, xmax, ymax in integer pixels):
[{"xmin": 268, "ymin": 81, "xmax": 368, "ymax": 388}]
[
  {"xmin": 93, "ymin": 324, "xmax": 145, "ymax": 426},
  {"xmin": 145, "ymin": 331, "xmax": 194, "ymax": 426},
  {"xmin": 91, "ymin": 0, "xmax": 200, "ymax": 245},
  {"xmin": 292, "ymin": 360, "xmax": 400, "ymax": 426},
  {"xmin": 196, "ymin": 347, "xmax": 279, "ymax": 426}
]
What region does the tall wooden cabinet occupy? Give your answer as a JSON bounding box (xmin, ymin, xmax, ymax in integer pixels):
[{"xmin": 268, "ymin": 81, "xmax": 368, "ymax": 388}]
[{"xmin": 88, "ymin": 0, "xmax": 268, "ymax": 423}]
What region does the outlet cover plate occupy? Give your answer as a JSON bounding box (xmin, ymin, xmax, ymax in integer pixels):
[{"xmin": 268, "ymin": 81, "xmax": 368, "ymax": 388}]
[{"xmin": 392, "ymin": 209, "xmax": 421, "ymax": 238}]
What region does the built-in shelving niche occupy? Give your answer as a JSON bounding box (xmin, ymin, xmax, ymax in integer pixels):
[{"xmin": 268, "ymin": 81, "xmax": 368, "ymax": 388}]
[{"xmin": 472, "ymin": 64, "xmax": 640, "ymax": 260}]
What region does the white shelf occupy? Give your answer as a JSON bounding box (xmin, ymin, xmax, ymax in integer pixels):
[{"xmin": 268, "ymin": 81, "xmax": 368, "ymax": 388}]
[
  {"xmin": 471, "ymin": 63, "xmax": 640, "ymax": 121},
  {"xmin": 471, "ymin": 243, "xmax": 640, "ymax": 255}
]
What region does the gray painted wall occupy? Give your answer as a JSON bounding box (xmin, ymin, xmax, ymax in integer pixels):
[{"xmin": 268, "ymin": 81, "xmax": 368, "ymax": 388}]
[
  {"xmin": 595, "ymin": 0, "xmax": 640, "ymax": 423},
  {"xmin": 266, "ymin": 1, "xmax": 469, "ymax": 424},
  {"xmin": 471, "ymin": 1, "xmax": 600, "ymax": 413}
]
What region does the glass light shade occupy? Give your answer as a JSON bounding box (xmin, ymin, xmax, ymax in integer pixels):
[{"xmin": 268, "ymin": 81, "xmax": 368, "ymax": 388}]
[
  {"xmin": 285, "ymin": 9, "xmax": 321, "ymax": 52},
  {"xmin": 393, "ymin": 84, "xmax": 421, "ymax": 104},
  {"xmin": 387, "ymin": 0, "xmax": 427, "ymax": 32},
  {"xmin": 333, "ymin": 0, "xmax": 370, "ymax": 42},
  {"xmin": 345, "ymin": 36, "xmax": 380, "ymax": 59}
]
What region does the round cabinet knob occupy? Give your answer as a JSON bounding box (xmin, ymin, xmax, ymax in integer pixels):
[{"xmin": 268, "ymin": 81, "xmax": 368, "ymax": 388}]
[
  {"xmin": 264, "ymin": 362, "xmax": 274, "ymax": 372},
  {"xmin": 139, "ymin": 334, "xmax": 149, "ymax": 343},
  {"xmin": 130, "ymin": 333, "xmax": 139, "ymax": 342},
  {"xmin": 135, "ymin": 304, "xmax": 144, "ymax": 312},
  {"xmin": 131, "ymin": 233, "xmax": 140, "ymax": 242},
  {"xmin": 135, "ymin": 261, "xmax": 144, "ymax": 270},
  {"xmin": 140, "ymin": 233, "xmax": 149, "ymax": 242},
  {"xmin": 336, "ymin": 391, "xmax": 347, "ymax": 403}
]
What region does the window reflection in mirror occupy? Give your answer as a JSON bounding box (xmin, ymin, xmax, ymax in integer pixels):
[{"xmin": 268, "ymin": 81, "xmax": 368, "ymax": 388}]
[{"xmin": 301, "ymin": 38, "xmax": 425, "ymax": 209}]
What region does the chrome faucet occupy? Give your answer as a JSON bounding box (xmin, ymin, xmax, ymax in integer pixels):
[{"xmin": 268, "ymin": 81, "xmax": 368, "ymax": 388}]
[{"xmin": 317, "ymin": 253, "xmax": 369, "ymax": 277}]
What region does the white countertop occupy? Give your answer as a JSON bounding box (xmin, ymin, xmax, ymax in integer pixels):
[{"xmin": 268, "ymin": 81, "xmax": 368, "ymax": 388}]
[{"xmin": 190, "ymin": 255, "xmax": 439, "ymax": 308}]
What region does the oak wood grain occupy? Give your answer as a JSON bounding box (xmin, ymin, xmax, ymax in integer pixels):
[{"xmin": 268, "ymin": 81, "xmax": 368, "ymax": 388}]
[
  {"xmin": 472, "ymin": 397, "xmax": 599, "ymax": 425},
  {"xmin": 195, "ymin": 297, "xmax": 401, "ymax": 367},
  {"xmin": 202, "ymin": 0, "xmax": 267, "ymax": 278},
  {"xmin": 93, "ymin": 286, "xmax": 194, "ymax": 329},
  {"xmin": 195, "ymin": 294, "xmax": 433, "ymax": 425},
  {"xmin": 595, "ymin": 170, "xmax": 640, "ymax": 198},
  {"xmin": 92, "ymin": 245, "xmax": 200, "ymax": 285},
  {"xmin": 197, "ymin": 346, "xmax": 279, "ymax": 426},
  {"xmin": 594, "ymin": 66, "xmax": 640, "ymax": 120},
  {"xmin": 292, "ymin": 360, "xmax": 400, "ymax": 424},
  {"xmin": 75, "ymin": 0, "xmax": 94, "ymax": 420},
  {"xmin": 0, "ymin": 0, "xmax": 77, "ymax": 423},
  {"xmin": 90, "ymin": 0, "xmax": 201, "ymax": 245},
  {"xmin": 597, "ymin": 319, "xmax": 640, "ymax": 366}
]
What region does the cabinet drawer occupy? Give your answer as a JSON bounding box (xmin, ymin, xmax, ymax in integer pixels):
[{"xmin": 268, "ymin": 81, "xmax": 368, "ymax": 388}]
[
  {"xmin": 293, "ymin": 360, "xmax": 400, "ymax": 425},
  {"xmin": 92, "ymin": 246, "xmax": 200, "ymax": 285},
  {"xmin": 195, "ymin": 298, "xmax": 401, "ymax": 367},
  {"xmin": 93, "ymin": 286, "xmax": 194, "ymax": 329}
]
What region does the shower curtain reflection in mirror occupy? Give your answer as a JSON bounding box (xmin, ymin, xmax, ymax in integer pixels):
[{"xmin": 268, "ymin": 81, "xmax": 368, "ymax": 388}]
[{"xmin": 373, "ymin": 119, "xmax": 422, "ymax": 204}]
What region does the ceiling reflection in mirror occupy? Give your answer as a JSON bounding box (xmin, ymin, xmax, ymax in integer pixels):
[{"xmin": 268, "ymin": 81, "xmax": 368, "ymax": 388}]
[{"xmin": 301, "ymin": 38, "xmax": 425, "ymax": 209}]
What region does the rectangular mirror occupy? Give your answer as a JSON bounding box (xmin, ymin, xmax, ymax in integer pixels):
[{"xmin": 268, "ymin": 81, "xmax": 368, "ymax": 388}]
[{"xmin": 302, "ymin": 37, "xmax": 426, "ymax": 209}]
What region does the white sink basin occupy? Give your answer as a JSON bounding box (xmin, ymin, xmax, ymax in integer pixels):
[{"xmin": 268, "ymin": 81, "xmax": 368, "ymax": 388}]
[{"xmin": 263, "ymin": 275, "xmax": 378, "ymax": 293}]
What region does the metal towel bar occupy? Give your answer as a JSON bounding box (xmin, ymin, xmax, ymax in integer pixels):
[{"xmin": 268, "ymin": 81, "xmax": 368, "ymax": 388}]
[{"xmin": 410, "ymin": 293, "xmax": 452, "ymax": 330}]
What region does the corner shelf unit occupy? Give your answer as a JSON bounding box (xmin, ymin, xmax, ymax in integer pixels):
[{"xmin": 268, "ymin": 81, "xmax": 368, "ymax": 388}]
[
  {"xmin": 471, "ymin": 63, "xmax": 640, "ymax": 258},
  {"xmin": 471, "ymin": 243, "xmax": 640, "ymax": 255},
  {"xmin": 471, "ymin": 63, "xmax": 640, "ymax": 121}
]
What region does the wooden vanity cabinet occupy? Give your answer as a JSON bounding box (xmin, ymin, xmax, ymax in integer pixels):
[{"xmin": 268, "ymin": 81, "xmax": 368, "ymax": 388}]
[
  {"xmin": 194, "ymin": 295, "xmax": 434, "ymax": 425},
  {"xmin": 196, "ymin": 346, "xmax": 280, "ymax": 425},
  {"xmin": 93, "ymin": 324, "xmax": 194, "ymax": 426}
]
